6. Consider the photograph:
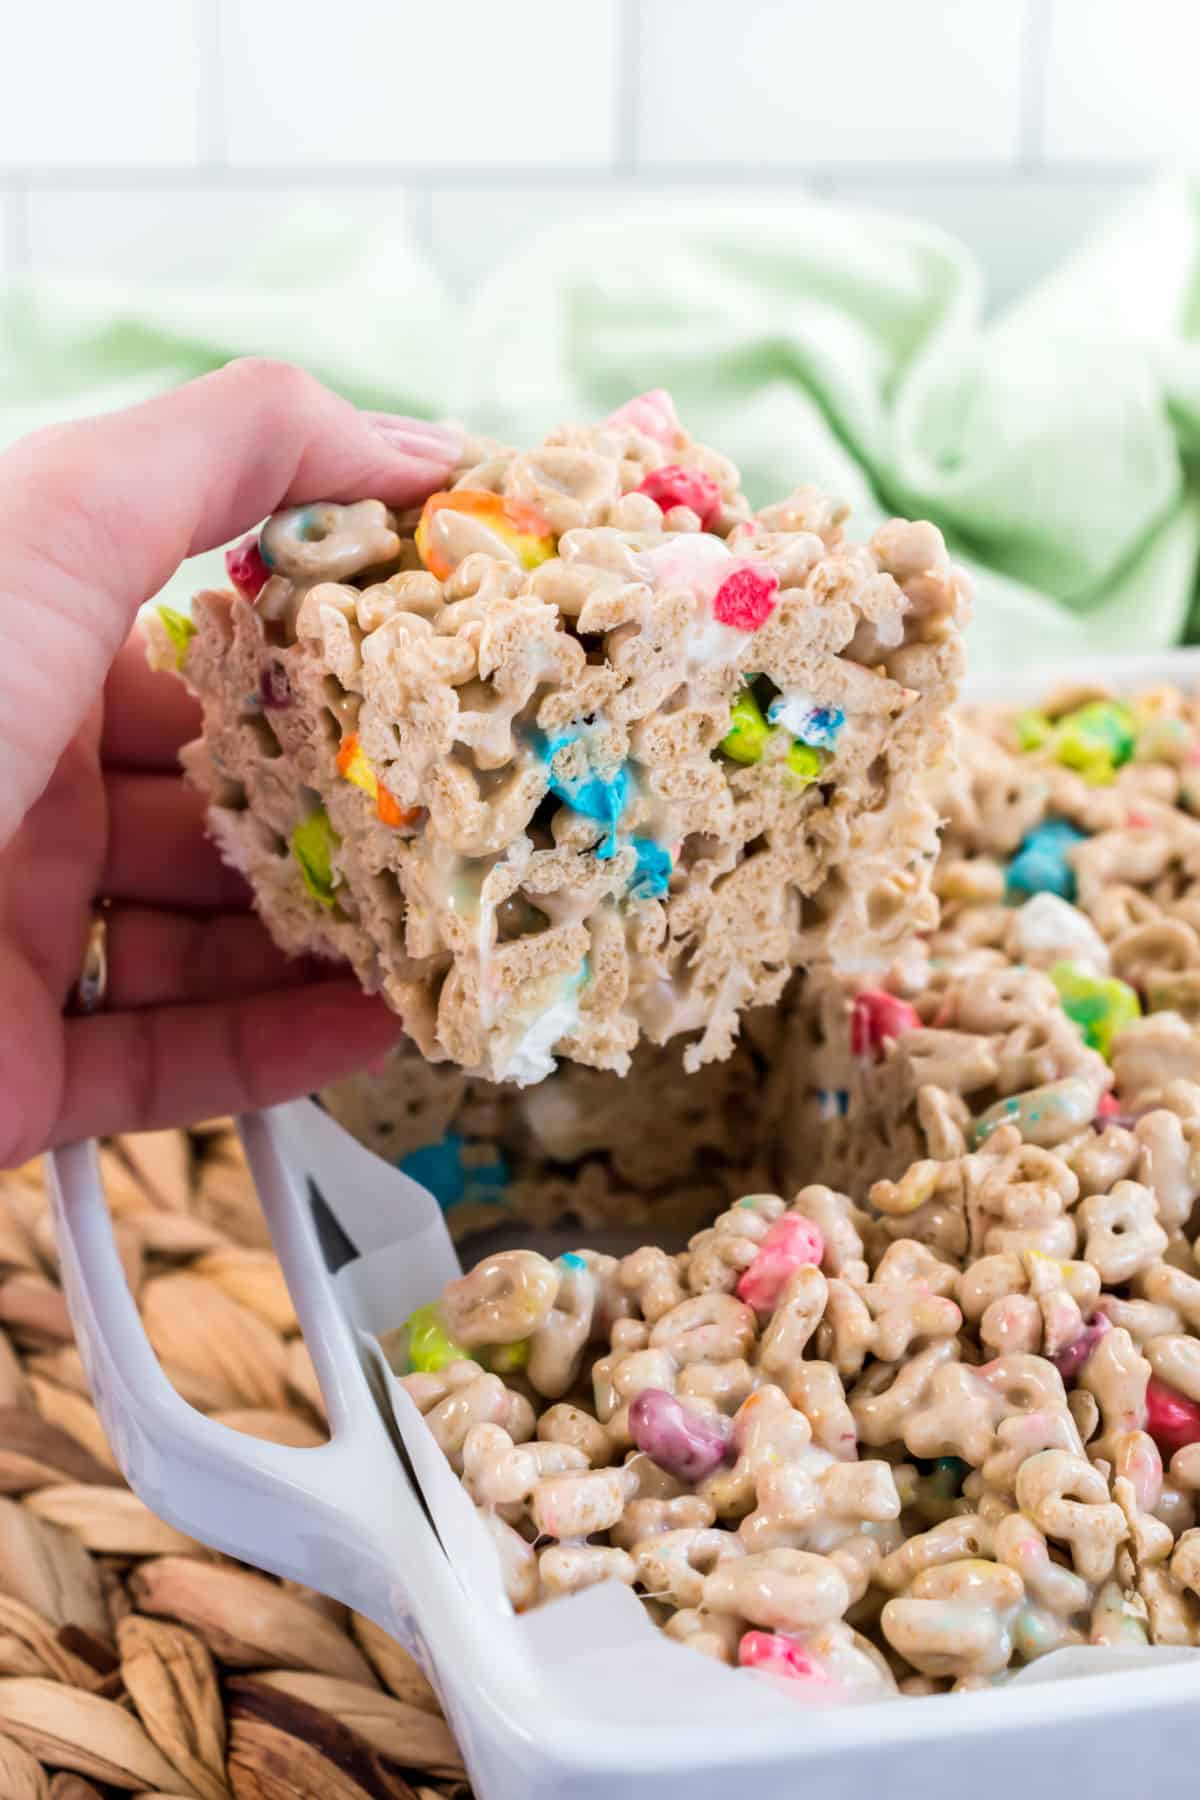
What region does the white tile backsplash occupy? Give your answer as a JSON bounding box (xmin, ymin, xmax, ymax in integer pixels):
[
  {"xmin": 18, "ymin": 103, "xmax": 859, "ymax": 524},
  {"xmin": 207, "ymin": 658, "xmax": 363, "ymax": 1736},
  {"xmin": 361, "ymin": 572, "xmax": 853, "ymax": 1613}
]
[
  {"xmin": 23, "ymin": 175, "xmax": 1139, "ymax": 326},
  {"xmin": 826, "ymin": 178, "xmax": 1141, "ymax": 313},
  {"xmin": 26, "ymin": 186, "xmax": 414, "ymax": 283},
  {"xmin": 0, "ymin": 2, "xmax": 199, "ymax": 167},
  {"xmin": 636, "ymin": 0, "xmax": 1030, "ymax": 166},
  {"xmin": 424, "ymin": 182, "xmax": 821, "ymax": 298},
  {"xmin": 0, "ymin": 0, "xmax": 1179, "ymax": 311},
  {"xmin": 1044, "ymin": 0, "xmax": 1200, "ymax": 162},
  {"xmin": 218, "ymin": 0, "xmax": 618, "ymax": 168}
]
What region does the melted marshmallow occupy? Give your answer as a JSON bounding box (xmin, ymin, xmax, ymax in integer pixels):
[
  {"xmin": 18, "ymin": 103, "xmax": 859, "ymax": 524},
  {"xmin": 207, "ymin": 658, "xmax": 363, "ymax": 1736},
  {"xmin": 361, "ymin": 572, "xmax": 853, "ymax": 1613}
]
[
  {"xmin": 1009, "ymin": 893, "xmax": 1110, "ymax": 975},
  {"xmin": 637, "ymin": 532, "xmax": 732, "ymax": 601},
  {"xmin": 636, "ymin": 534, "xmax": 755, "ymax": 669},
  {"xmin": 498, "ymin": 985, "xmax": 583, "ymax": 1086},
  {"xmin": 769, "ymin": 689, "xmax": 845, "ymax": 748}
]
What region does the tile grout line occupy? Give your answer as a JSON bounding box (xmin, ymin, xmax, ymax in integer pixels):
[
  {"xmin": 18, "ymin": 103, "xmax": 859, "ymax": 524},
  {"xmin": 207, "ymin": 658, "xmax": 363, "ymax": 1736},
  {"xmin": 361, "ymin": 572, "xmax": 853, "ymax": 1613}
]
[
  {"xmin": 614, "ymin": 0, "xmax": 640, "ymax": 175},
  {"xmin": 1018, "ymin": 0, "xmax": 1053, "ymax": 169},
  {"xmin": 194, "ymin": 0, "xmax": 227, "ymax": 166},
  {"xmin": 408, "ymin": 187, "xmax": 435, "ymax": 257},
  {"xmin": 0, "ymin": 160, "xmax": 1156, "ymax": 190}
]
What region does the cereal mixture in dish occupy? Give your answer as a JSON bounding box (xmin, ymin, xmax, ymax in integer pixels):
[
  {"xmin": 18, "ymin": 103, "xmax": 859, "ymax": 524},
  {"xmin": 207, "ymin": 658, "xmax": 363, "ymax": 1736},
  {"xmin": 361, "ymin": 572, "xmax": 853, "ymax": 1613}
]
[
  {"xmin": 152, "ymin": 391, "xmax": 966, "ymax": 1085},
  {"xmin": 378, "ymin": 677, "xmax": 1200, "ymax": 1701}
]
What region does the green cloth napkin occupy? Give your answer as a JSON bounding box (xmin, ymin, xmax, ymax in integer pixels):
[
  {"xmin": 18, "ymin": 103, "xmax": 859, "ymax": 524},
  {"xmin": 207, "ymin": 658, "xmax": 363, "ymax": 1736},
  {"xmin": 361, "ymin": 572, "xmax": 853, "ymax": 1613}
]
[{"xmin": 4, "ymin": 181, "xmax": 1200, "ymax": 670}]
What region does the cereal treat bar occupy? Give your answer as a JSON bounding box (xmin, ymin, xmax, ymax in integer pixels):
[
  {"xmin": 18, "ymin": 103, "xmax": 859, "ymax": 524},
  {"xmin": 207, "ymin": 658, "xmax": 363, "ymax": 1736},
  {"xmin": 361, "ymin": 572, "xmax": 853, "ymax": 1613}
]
[
  {"xmin": 152, "ymin": 390, "xmax": 967, "ymax": 1085},
  {"xmin": 765, "ymin": 947, "xmax": 1113, "ymax": 1201},
  {"xmin": 322, "ymin": 1028, "xmax": 775, "ymax": 1242}
]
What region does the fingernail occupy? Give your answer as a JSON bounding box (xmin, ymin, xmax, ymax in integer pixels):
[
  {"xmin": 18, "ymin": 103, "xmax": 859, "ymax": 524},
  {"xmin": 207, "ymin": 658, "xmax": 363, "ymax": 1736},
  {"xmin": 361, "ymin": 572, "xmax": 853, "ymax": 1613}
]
[{"xmin": 371, "ymin": 414, "xmax": 462, "ymax": 456}]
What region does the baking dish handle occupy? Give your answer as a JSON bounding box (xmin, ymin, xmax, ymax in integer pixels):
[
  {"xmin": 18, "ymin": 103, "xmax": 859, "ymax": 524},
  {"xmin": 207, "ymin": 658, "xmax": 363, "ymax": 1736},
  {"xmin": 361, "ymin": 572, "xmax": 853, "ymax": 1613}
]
[{"xmin": 46, "ymin": 1121, "xmax": 421, "ymax": 1635}]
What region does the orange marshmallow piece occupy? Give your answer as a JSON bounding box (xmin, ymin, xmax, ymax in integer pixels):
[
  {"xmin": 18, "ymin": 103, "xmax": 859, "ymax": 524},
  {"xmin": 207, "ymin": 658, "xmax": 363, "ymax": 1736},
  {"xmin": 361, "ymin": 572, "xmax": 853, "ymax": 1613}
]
[
  {"xmin": 338, "ymin": 734, "xmax": 423, "ymax": 829},
  {"xmin": 337, "ymin": 732, "xmax": 376, "ymax": 796},
  {"xmin": 376, "ymin": 786, "xmax": 424, "ymax": 830},
  {"xmin": 415, "ymin": 490, "xmax": 556, "ymax": 582}
]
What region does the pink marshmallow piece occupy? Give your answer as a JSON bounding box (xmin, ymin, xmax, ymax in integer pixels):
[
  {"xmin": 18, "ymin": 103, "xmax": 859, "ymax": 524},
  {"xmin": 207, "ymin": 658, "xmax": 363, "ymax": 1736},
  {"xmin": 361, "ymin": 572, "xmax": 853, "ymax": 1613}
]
[
  {"xmin": 604, "ymin": 388, "xmax": 682, "ymax": 447},
  {"xmin": 739, "ymin": 1630, "xmax": 828, "ymax": 1684},
  {"xmin": 637, "ymin": 464, "xmax": 723, "ymax": 528},
  {"xmin": 712, "ymin": 562, "xmax": 779, "ymax": 632},
  {"xmin": 1146, "ymin": 1376, "xmax": 1200, "ymax": 1454},
  {"xmin": 226, "ymin": 532, "xmax": 270, "ymax": 601},
  {"xmin": 736, "ymin": 1214, "xmax": 824, "ymax": 1314},
  {"xmin": 850, "ymin": 990, "xmax": 922, "ymax": 1060}
]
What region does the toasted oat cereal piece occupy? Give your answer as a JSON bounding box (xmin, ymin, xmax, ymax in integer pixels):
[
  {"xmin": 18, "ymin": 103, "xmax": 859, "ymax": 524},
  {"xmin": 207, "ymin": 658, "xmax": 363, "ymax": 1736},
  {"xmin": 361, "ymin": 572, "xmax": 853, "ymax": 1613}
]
[{"xmin": 166, "ymin": 394, "xmax": 966, "ymax": 1084}]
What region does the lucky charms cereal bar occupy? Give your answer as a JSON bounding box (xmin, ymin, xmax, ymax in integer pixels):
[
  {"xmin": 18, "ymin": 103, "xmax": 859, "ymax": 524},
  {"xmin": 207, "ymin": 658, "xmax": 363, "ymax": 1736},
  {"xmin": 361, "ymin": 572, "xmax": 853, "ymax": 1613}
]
[
  {"xmin": 322, "ymin": 1031, "xmax": 770, "ymax": 1242},
  {"xmin": 152, "ymin": 391, "xmax": 967, "ymax": 1086},
  {"xmin": 377, "ymin": 674, "xmax": 1200, "ymax": 1701}
]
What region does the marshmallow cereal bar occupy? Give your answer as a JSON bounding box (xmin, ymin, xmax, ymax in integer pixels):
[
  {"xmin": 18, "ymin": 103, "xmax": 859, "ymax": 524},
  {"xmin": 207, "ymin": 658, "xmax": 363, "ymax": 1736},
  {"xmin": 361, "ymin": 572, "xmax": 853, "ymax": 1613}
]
[
  {"xmin": 321, "ymin": 1030, "xmax": 771, "ymax": 1241},
  {"xmin": 152, "ymin": 391, "xmax": 967, "ymax": 1085}
]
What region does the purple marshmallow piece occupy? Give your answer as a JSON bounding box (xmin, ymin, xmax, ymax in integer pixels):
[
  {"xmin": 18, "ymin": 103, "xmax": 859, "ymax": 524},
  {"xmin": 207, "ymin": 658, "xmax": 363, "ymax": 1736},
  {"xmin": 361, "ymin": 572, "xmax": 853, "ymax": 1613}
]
[
  {"xmin": 1050, "ymin": 1311, "xmax": 1112, "ymax": 1382},
  {"xmin": 629, "ymin": 1387, "xmax": 732, "ymax": 1483},
  {"xmin": 260, "ymin": 662, "xmax": 293, "ymax": 709}
]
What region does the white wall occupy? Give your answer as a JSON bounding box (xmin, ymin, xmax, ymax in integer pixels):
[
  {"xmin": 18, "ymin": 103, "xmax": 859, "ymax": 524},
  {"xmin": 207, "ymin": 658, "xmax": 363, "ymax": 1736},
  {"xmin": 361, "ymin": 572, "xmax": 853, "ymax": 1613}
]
[{"xmin": 1, "ymin": 0, "xmax": 1191, "ymax": 311}]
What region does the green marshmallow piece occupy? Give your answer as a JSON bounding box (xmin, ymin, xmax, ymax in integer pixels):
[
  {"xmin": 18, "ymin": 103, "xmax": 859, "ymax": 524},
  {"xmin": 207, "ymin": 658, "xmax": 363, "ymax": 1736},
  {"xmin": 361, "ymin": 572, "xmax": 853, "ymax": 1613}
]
[
  {"xmin": 1052, "ymin": 728, "xmax": 1114, "ymax": 784},
  {"xmin": 1073, "ymin": 700, "xmax": 1135, "ymax": 763},
  {"xmin": 156, "ymin": 603, "xmax": 196, "ymax": 670},
  {"xmin": 1050, "ymin": 960, "xmax": 1141, "ymax": 1060},
  {"xmin": 720, "ymin": 691, "xmax": 825, "ymax": 784},
  {"xmin": 290, "ymin": 808, "xmax": 340, "ymax": 909},
  {"xmin": 1014, "ymin": 709, "xmax": 1052, "ymax": 751},
  {"xmin": 720, "ymin": 690, "xmax": 771, "ymax": 764},
  {"xmin": 406, "ymin": 1303, "xmax": 473, "ymax": 1374},
  {"xmin": 1051, "ymin": 701, "xmax": 1135, "ymax": 786},
  {"xmin": 484, "ymin": 1338, "xmax": 531, "ymax": 1374},
  {"xmin": 785, "ymin": 739, "xmax": 822, "ymax": 784}
]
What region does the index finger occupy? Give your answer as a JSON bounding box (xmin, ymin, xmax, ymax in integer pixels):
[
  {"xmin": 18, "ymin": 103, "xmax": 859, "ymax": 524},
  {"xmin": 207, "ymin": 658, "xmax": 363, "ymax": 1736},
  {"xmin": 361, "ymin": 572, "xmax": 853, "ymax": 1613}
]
[{"xmin": 0, "ymin": 360, "xmax": 459, "ymax": 846}]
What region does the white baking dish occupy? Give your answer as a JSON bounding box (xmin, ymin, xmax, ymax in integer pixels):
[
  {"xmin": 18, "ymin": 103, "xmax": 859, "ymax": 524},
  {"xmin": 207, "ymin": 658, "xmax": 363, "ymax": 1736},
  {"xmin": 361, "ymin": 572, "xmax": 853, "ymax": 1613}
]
[{"xmin": 45, "ymin": 647, "xmax": 1200, "ymax": 1800}]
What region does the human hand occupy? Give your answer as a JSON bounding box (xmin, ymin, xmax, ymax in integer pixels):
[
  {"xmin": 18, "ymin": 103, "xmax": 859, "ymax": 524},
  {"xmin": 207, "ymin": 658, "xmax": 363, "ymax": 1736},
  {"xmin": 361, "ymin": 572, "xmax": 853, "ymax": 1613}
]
[{"xmin": 0, "ymin": 359, "xmax": 459, "ymax": 1163}]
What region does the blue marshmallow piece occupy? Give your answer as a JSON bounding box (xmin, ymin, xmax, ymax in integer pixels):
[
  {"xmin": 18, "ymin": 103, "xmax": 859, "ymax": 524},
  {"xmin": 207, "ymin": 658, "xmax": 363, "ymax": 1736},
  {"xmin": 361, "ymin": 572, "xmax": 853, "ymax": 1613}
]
[
  {"xmin": 628, "ymin": 837, "xmax": 672, "ymax": 899},
  {"xmin": 1004, "ymin": 819, "xmax": 1088, "ymax": 904},
  {"xmin": 544, "ymin": 731, "xmax": 629, "ymax": 855},
  {"xmin": 398, "ymin": 1132, "xmax": 509, "ymax": 1214},
  {"xmin": 769, "ymin": 698, "xmax": 845, "ymax": 750},
  {"xmin": 539, "ymin": 731, "xmax": 670, "ymax": 895}
]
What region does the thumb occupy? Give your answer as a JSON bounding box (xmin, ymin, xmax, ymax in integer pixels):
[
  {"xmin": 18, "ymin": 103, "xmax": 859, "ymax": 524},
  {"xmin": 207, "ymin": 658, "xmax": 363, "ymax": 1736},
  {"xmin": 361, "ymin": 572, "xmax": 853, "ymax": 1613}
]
[{"xmin": 0, "ymin": 359, "xmax": 460, "ymax": 845}]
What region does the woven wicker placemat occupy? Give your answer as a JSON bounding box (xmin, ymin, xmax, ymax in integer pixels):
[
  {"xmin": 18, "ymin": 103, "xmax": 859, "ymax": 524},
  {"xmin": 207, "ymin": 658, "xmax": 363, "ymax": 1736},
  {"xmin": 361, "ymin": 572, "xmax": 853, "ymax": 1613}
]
[{"xmin": 0, "ymin": 1124, "xmax": 473, "ymax": 1800}]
